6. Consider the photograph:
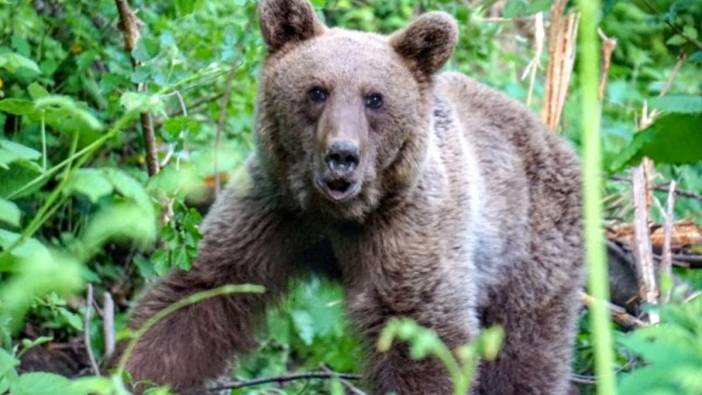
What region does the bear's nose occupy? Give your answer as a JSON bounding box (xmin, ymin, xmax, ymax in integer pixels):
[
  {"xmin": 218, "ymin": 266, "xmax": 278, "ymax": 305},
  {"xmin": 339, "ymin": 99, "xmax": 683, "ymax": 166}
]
[{"xmin": 325, "ymin": 141, "xmax": 359, "ymax": 173}]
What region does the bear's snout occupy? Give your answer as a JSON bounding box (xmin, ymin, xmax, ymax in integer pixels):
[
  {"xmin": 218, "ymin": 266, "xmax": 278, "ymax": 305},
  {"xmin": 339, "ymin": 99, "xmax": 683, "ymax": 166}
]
[
  {"xmin": 314, "ymin": 140, "xmax": 363, "ymax": 203},
  {"xmin": 325, "ymin": 141, "xmax": 359, "ymax": 173}
]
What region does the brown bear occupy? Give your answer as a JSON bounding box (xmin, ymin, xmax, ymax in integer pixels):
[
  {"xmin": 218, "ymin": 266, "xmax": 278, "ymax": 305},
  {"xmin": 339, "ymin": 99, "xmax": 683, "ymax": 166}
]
[{"xmin": 122, "ymin": 0, "xmax": 583, "ymax": 394}]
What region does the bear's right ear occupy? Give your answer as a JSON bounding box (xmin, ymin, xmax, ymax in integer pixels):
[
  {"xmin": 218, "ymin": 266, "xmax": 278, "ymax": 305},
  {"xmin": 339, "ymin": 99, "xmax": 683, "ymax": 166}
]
[{"xmin": 258, "ymin": 0, "xmax": 326, "ymax": 53}]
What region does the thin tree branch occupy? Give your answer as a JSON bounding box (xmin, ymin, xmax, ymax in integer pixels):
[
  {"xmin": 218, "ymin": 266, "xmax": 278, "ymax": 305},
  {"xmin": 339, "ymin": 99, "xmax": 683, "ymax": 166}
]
[
  {"xmin": 84, "ymin": 284, "xmax": 100, "ymax": 375},
  {"xmin": 609, "ymin": 176, "xmax": 702, "ymax": 203},
  {"xmin": 102, "ymin": 292, "xmax": 116, "ymax": 361},
  {"xmin": 654, "ymin": 181, "xmax": 676, "ymax": 302},
  {"xmin": 581, "ymin": 292, "xmax": 647, "ymax": 329},
  {"xmin": 597, "ymin": 29, "xmax": 617, "ymax": 100},
  {"xmin": 114, "ymin": 0, "xmax": 159, "ymax": 176}
]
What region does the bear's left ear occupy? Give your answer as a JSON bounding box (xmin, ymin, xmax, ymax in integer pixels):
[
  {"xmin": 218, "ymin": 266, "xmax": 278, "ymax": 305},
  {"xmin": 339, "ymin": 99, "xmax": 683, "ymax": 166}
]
[
  {"xmin": 258, "ymin": 0, "xmax": 326, "ymax": 53},
  {"xmin": 390, "ymin": 12, "xmax": 458, "ymax": 78}
]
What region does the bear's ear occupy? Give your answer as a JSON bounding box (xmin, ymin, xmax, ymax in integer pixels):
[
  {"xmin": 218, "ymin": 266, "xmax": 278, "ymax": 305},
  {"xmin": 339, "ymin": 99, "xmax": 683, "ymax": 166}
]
[
  {"xmin": 390, "ymin": 12, "xmax": 458, "ymax": 77},
  {"xmin": 258, "ymin": 0, "xmax": 326, "ymax": 53}
]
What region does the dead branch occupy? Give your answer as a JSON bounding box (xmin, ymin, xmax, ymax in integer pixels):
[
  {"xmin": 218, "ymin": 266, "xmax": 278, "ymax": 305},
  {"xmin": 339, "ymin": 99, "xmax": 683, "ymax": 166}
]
[
  {"xmin": 580, "ymin": 292, "xmax": 646, "ymax": 329},
  {"xmin": 597, "ymin": 29, "xmax": 617, "ymax": 99},
  {"xmin": 654, "ymin": 181, "xmax": 676, "ymax": 302},
  {"xmin": 84, "ymin": 284, "xmax": 100, "ymax": 375},
  {"xmin": 609, "ymin": 176, "xmax": 702, "ymax": 203},
  {"xmin": 542, "ymin": 0, "xmax": 579, "ymax": 131},
  {"xmin": 631, "ymin": 157, "xmax": 659, "ymax": 323},
  {"xmin": 196, "ymin": 372, "xmax": 362, "ymax": 394},
  {"xmin": 114, "ymin": 0, "xmax": 159, "ymax": 177},
  {"xmin": 522, "ymin": 12, "xmax": 545, "ymax": 107},
  {"xmin": 102, "ymin": 292, "xmax": 115, "ymax": 361}
]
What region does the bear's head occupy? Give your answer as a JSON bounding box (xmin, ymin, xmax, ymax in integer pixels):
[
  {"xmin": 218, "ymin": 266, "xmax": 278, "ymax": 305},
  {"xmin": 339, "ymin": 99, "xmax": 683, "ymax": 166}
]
[{"xmin": 255, "ymin": 0, "xmax": 457, "ymax": 221}]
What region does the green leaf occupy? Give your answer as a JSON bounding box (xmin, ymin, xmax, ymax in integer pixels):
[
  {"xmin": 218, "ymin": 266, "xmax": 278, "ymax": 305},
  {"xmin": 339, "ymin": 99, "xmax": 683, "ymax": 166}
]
[
  {"xmin": 0, "ymin": 348, "xmax": 19, "ymax": 379},
  {"xmin": 0, "ymin": 52, "xmax": 40, "ymax": 75},
  {"xmin": 0, "ymin": 160, "xmax": 44, "ymax": 198},
  {"xmin": 0, "ymin": 99, "xmax": 35, "ymax": 116},
  {"xmin": 119, "ymin": 92, "xmax": 164, "ymax": 113},
  {"xmin": 648, "ymin": 95, "xmax": 702, "ymax": 114},
  {"xmin": 27, "ymin": 82, "xmax": 50, "ymax": 100},
  {"xmin": 104, "ymin": 168, "xmax": 153, "ymax": 212},
  {"xmin": 34, "ymin": 95, "xmax": 102, "ymax": 132},
  {"xmin": 610, "ymin": 113, "xmax": 702, "ymax": 171},
  {"xmin": 0, "ymin": 140, "xmax": 41, "ymax": 167},
  {"xmin": 292, "ymin": 310, "xmax": 315, "ymax": 345},
  {"xmin": 0, "ymin": 229, "xmax": 53, "ymax": 270},
  {"xmin": 67, "ymin": 169, "xmax": 114, "ymax": 203},
  {"xmin": 10, "ymin": 372, "xmax": 80, "ymax": 395},
  {"xmin": 81, "ymin": 202, "xmax": 157, "ymax": 252},
  {"xmin": 0, "ymin": 198, "xmax": 21, "ymax": 227},
  {"xmin": 666, "ymin": 34, "xmax": 687, "ymax": 46}
]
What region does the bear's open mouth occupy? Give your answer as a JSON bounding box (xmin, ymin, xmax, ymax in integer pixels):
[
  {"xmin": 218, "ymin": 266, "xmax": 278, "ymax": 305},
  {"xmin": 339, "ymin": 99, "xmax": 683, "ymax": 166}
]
[
  {"xmin": 315, "ymin": 177, "xmax": 360, "ymax": 202},
  {"xmin": 326, "ymin": 178, "xmax": 351, "ymax": 194}
]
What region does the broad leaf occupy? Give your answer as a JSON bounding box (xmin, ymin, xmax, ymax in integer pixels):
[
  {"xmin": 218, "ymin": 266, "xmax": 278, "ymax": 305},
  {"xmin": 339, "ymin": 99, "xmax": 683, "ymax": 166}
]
[
  {"xmin": 10, "ymin": 372, "xmax": 80, "ymax": 395},
  {"xmin": 0, "ymin": 140, "xmax": 41, "ymax": 167},
  {"xmin": 66, "ymin": 169, "xmax": 114, "ymax": 203},
  {"xmin": 0, "ymin": 99, "xmax": 35, "ymax": 116},
  {"xmin": 0, "ymin": 198, "xmax": 21, "ymax": 227},
  {"xmin": 610, "ymin": 113, "xmax": 702, "ymax": 171},
  {"xmin": 0, "ymin": 52, "xmax": 40, "ymax": 74},
  {"xmin": 34, "ymin": 95, "xmax": 103, "ymax": 132}
]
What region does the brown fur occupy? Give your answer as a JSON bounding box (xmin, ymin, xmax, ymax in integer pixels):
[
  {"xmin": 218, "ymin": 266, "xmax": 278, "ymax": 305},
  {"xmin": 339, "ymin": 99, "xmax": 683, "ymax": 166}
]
[{"xmin": 121, "ymin": 1, "xmax": 583, "ymax": 394}]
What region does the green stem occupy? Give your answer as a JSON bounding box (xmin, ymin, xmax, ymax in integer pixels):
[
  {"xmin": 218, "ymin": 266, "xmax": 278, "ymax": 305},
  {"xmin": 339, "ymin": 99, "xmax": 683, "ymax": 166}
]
[
  {"xmin": 40, "ymin": 110, "xmax": 47, "ymax": 172},
  {"xmin": 115, "ymin": 284, "xmax": 265, "ymax": 375},
  {"xmin": 576, "ymin": 1, "xmax": 617, "ymax": 394}
]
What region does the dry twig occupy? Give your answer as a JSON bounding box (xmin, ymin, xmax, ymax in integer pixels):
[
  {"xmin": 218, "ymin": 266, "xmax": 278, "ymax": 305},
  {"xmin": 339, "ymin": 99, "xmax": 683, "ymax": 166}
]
[
  {"xmin": 102, "ymin": 292, "xmax": 116, "ymax": 361},
  {"xmin": 114, "ymin": 0, "xmax": 159, "ymax": 176},
  {"xmin": 654, "ymin": 181, "xmax": 676, "ymax": 302},
  {"xmin": 522, "ymin": 12, "xmax": 545, "ymax": 107},
  {"xmin": 581, "ymin": 292, "xmax": 646, "ymax": 329},
  {"xmin": 542, "ymin": 0, "xmax": 579, "ymax": 130},
  {"xmin": 84, "ymin": 284, "xmax": 100, "ymax": 375},
  {"xmin": 597, "ymin": 29, "xmax": 617, "ymax": 99}
]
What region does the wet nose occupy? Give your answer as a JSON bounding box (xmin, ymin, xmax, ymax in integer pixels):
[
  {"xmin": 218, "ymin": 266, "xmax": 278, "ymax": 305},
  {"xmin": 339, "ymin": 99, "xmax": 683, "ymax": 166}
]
[{"xmin": 325, "ymin": 141, "xmax": 359, "ymax": 173}]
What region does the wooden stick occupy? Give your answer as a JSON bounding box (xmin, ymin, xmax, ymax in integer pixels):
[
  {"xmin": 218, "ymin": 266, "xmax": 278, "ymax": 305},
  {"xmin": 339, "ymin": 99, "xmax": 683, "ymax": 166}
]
[
  {"xmin": 524, "ymin": 12, "xmax": 545, "ymax": 107},
  {"xmin": 114, "ymin": 0, "xmax": 159, "ymax": 177},
  {"xmin": 597, "ymin": 29, "xmax": 617, "ymax": 100},
  {"xmin": 84, "ymin": 284, "xmax": 101, "ymax": 375},
  {"xmin": 102, "ymin": 292, "xmax": 116, "ymax": 361},
  {"xmin": 631, "ymin": 157, "xmax": 659, "ymax": 324},
  {"xmin": 542, "ymin": 0, "xmax": 579, "ymax": 131},
  {"xmin": 657, "ymin": 181, "xmax": 676, "ymax": 302},
  {"xmin": 580, "ymin": 292, "xmax": 646, "ymax": 329}
]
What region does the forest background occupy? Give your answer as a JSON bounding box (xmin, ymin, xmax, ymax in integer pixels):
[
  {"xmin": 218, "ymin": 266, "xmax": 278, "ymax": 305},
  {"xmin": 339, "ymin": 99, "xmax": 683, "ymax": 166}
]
[{"xmin": 0, "ymin": 0, "xmax": 701, "ymax": 394}]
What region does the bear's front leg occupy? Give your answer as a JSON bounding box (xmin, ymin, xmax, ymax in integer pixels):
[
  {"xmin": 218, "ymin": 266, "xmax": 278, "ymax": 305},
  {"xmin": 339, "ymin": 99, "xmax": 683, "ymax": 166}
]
[
  {"xmin": 475, "ymin": 286, "xmax": 581, "ymax": 395},
  {"xmin": 344, "ymin": 265, "xmax": 479, "ymax": 395}
]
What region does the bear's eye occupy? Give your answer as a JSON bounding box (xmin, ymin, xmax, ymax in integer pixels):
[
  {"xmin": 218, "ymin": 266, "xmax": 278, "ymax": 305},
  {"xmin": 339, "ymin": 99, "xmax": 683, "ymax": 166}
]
[
  {"xmin": 365, "ymin": 93, "xmax": 383, "ymax": 110},
  {"xmin": 307, "ymin": 86, "xmax": 328, "ymax": 103}
]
